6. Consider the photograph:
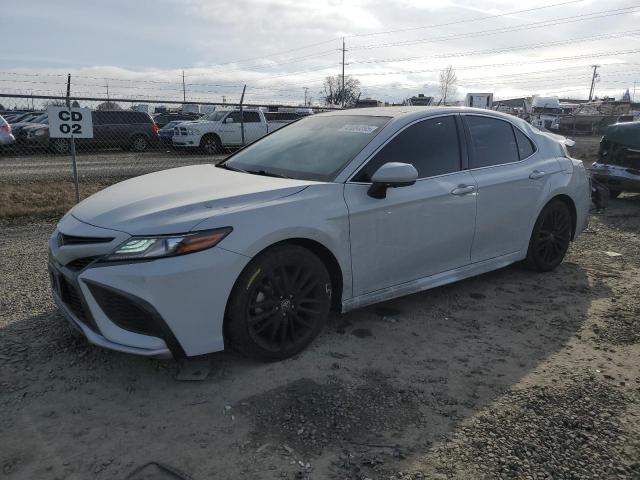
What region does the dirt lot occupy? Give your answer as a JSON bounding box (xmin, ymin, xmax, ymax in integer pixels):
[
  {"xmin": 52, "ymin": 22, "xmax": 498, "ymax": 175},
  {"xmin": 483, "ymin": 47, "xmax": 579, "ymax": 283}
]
[{"xmin": 1, "ymin": 193, "xmax": 640, "ymax": 479}]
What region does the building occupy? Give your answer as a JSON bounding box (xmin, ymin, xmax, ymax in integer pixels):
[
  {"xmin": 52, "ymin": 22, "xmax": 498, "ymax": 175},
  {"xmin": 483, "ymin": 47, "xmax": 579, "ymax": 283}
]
[
  {"xmin": 406, "ymin": 94, "xmax": 433, "ymax": 106},
  {"xmin": 355, "ymin": 98, "xmax": 384, "ymax": 108}
]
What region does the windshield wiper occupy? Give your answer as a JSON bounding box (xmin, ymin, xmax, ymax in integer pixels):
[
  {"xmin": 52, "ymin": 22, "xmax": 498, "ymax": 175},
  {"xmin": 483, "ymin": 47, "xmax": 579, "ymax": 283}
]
[
  {"xmin": 216, "ymin": 163, "xmax": 247, "ymax": 173},
  {"xmin": 245, "ymin": 169, "xmax": 291, "ymax": 179}
]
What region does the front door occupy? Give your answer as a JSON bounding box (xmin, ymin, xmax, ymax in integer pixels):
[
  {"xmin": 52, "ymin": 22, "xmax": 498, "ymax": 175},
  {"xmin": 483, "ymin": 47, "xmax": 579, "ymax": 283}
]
[{"xmin": 345, "ymin": 115, "xmax": 477, "ymax": 296}]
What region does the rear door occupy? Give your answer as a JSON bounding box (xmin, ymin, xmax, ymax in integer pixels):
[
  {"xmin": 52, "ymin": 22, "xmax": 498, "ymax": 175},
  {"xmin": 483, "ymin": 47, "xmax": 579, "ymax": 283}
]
[
  {"xmin": 345, "ymin": 115, "xmax": 477, "ymax": 296},
  {"xmin": 462, "ymin": 114, "xmax": 559, "ymax": 262}
]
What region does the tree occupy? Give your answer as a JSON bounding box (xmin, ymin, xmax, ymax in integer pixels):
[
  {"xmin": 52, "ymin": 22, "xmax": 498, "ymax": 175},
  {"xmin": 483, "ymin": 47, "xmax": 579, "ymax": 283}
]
[
  {"xmin": 0, "ymin": 104, "xmax": 4, "ymax": 111},
  {"xmin": 321, "ymin": 75, "xmax": 361, "ymax": 107},
  {"xmin": 43, "ymin": 99, "xmax": 66, "ymax": 107},
  {"xmin": 96, "ymin": 101, "xmax": 122, "ymax": 111},
  {"xmin": 438, "ymin": 65, "xmax": 457, "ymax": 105}
]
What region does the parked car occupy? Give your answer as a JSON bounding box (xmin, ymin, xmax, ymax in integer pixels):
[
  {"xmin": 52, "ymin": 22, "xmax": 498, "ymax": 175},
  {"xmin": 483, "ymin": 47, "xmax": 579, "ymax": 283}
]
[
  {"xmin": 153, "ymin": 111, "xmax": 202, "ymax": 128},
  {"xmin": 157, "ymin": 120, "xmax": 183, "ymax": 147},
  {"xmin": 589, "ymin": 121, "xmax": 640, "ymax": 198},
  {"xmin": 26, "ymin": 110, "xmax": 160, "ymax": 154},
  {"xmin": 10, "ymin": 113, "xmax": 48, "ymax": 146},
  {"xmin": 172, "ymin": 108, "xmax": 295, "ymax": 154},
  {"xmin": 0, "ymin": 114, "xmax": 16, "ymax": 149},
  {"xmin": 47, "ymin": 107, "xmax": 590, "ymax": 361},
  {"xmin": 8, "ymin": 112, "xmax": 41, "ymax": 124}
]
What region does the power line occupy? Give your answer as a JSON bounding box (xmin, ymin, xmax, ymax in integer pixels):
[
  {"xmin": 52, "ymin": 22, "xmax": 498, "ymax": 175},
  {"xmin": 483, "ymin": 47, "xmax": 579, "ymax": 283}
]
[
  {"xmin": 351, "ymin": 5, "xmax": 640, "ymax": 50},
  {"xmin": 183, "ymin": 0, "xmax": 583, "ymax": 72}
]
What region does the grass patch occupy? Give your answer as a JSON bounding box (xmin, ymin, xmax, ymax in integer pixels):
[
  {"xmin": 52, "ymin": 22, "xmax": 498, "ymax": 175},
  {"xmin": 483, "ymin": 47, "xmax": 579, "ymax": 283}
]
[{"xmin": 0, "ymin": 181, "xmax": 110, "ymax": 218}]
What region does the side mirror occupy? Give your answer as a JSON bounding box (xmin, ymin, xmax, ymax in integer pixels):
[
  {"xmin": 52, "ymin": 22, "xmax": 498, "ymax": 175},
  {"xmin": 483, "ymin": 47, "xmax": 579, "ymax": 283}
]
[
  {"xmin": 368, "ymin": 162, "xmax": 418, "ymax": 199},
  {"xmin": 225, "ymin": 117, "xmax": 234, "ymax": 124}
]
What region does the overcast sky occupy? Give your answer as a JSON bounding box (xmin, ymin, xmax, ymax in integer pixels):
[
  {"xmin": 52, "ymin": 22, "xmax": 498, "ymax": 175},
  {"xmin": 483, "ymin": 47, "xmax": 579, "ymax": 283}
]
[{"xmin": 1, "ymin": 0, "xmax": 639, "ymax": 106}]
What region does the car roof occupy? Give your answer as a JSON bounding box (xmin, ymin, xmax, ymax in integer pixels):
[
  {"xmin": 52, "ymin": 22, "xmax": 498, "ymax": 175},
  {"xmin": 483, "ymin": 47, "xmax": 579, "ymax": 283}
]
[{"xmin": 315, "ymin": 106, "xmax": 518, "ymax": 120}]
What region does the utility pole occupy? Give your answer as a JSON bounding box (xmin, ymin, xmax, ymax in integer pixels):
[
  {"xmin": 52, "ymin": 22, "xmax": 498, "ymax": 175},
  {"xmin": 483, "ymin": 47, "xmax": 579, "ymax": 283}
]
[
  {"xmin": 105, "ymin": 80, "xmax": 110, "ymax": 102},
  {"xmin": 341, "ymin": 37, "xmax": 346, "ymax": 108},
  {"xmin": 588, "ymin": 65, "xmax": 600, "ymax": 101},
  {"xmin": 182, "ymin": 70, "xmax": 186, "ymax": 102},
  {"xmin": 304, "ymin": 87, "xmax": 309, "ymax": 106}
]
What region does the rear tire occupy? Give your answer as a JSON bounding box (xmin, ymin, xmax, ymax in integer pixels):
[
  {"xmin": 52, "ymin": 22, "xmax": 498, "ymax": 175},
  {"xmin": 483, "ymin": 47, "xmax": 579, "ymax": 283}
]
[
  {"xmin": 226, "ymin": 245, "xmax": 332, "ymax": 361},
  {"xmin": 51, "ymin": 138, "xmax": 70, "ymax": 155},
  {"xmin": 130, "ymin": 135, "xmax": 149, "ymax": 152},
  {"xmin": 525, "ymin": 199, "xmax": 572, "ymax": 272},
  {"xmin": 200, "ymin": 134, "xmax": 221, "ymax": 155},
  {"xmin": 609, "ymin": 189, "xmax": 622, "ymax": 199}
]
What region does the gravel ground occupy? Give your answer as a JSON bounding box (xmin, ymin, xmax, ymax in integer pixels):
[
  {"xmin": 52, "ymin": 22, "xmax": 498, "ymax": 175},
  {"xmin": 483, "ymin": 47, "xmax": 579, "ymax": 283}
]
[{"xmin": 1, "ymin": 197, "xmax": 639, "ymax": 479}]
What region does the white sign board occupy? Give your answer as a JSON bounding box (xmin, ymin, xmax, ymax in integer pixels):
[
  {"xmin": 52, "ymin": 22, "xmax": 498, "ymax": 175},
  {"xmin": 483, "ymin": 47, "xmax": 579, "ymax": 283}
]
[{"xmin": 47, "ymin": 107, "xmax": 94, "ymax": 138}]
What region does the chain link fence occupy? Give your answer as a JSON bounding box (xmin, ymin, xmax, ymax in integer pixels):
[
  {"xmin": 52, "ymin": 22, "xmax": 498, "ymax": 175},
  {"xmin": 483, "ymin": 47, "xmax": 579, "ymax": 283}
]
[{"xmin": 0, "ymin": 93, "xmax": 337, "ymax": 218}]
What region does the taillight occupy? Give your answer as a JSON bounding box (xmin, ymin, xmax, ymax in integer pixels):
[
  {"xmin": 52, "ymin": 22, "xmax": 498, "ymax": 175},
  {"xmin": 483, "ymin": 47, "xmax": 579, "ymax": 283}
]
[{"xmin": 152, "ymin": 123, "xmax": 160, "ymax": 134}]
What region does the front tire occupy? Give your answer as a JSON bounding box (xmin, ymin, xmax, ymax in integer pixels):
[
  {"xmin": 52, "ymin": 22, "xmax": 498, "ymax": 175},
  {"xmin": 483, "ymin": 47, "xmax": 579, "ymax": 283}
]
[
  {"xmin": 200, "ymin": 134, "xmax": 221, "ymax": 155},
  {"xmin": 525, "ymin": 199, "xmax": 572, "ymax": 272},
  {"xmin": 226, "ymin": 245, "xmax": 332, "ymax": 361}
]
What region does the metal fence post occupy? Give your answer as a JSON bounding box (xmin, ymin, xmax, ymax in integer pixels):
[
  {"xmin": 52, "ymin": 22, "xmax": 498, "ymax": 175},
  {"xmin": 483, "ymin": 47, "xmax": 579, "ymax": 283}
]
[
  {"xmin": 239, "ymin": 84, "xmax": 246, "ymax": 147},
  {"xmin": 66, "ymin": 74, "xmax": 80, "ymax": 204}
]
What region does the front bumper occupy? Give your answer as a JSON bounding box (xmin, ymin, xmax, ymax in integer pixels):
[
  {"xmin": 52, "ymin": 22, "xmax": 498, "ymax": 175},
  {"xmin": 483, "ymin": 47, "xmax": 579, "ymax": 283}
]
[
  {"xmin": 172, "ymin": 134, "xmax": 200, "ymax": 147},
  {"xmin": 51, "ymin": 285, "xmax": 172, "ymax": 358},
  {"xmin": 49, "ymin": 214, "xmax": 251, "ymax": 358}
]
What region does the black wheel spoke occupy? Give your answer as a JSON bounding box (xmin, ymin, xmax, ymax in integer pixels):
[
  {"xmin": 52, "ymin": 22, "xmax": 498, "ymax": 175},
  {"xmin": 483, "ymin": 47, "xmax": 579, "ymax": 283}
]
[{"xmin": 248, "ymin": 308, "xmax": 279, "ymax": 325}]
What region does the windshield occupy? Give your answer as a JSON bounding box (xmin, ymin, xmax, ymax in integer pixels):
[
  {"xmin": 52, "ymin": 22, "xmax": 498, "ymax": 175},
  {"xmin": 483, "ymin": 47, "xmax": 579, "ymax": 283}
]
[
  {"xmin": 205, "ymin": 111, "xmax": 228, "ymax": 122},
  {"xmin": 224, "ymin": 115, "xmax": 390, "ymax": 181}
]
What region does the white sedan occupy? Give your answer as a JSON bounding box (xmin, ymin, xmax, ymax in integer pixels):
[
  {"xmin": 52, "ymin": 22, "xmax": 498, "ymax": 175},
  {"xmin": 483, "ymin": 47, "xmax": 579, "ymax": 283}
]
[{"xmin": 48, "ymin": 107, "xmax": 590, "ymax": 360}]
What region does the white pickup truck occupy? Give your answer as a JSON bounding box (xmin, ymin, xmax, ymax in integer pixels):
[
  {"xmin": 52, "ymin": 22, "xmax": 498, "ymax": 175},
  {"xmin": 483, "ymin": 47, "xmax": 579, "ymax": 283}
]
[{"xmin": 172, "ymin": 109, "xmax": 299, "ymax": 153}]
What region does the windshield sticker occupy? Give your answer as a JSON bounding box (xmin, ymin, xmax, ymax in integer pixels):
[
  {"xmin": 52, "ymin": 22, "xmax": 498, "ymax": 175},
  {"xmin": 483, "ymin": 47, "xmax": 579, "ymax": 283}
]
[{"xmin": 340, "ymin": 124, "xmax": 379, "ymax": 134}]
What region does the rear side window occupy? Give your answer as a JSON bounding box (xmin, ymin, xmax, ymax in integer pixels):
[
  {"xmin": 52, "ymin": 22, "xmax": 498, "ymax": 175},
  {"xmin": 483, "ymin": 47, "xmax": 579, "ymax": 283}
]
[
  {"xmin": 243, "ymin": 112, "xmax": 261, "ymax": 123},
  {"xmin": 93, "ymin": 111, "xmax": 151, "ymax": 125},
  {"xmin": 354, "ymin": 116, "xmax": 460, "ymax": 182},
  {"xmin": 514, "ymin": 127, "xmax": 535, "ymax": 159},
  {"xmin": 466, "ymin": 116, "xmax": 519, "ymax": 168}
]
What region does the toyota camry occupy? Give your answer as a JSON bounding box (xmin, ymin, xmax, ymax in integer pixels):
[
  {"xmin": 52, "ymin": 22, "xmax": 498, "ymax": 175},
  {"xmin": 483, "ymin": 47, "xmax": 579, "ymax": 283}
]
[{"xmin": 48, "ymin": 107, "xmax": 591, "ymax": 360}]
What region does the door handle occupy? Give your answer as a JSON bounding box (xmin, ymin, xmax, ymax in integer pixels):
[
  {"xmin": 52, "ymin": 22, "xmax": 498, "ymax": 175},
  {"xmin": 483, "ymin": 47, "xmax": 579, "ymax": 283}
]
[
  {"xmin": 451, "ymin": 184, "xmax": 476, "ymax": 196},
  {"xmin": 529, "ymin": 170, "xmax": 547, "ymax": 180}
]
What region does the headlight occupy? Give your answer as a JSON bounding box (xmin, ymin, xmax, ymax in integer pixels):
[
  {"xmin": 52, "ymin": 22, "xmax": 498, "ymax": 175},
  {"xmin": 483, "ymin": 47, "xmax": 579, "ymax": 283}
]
[
  {"xmin": 34, "ymin": 129, "xmax": 47, "ymax": 136},
  {"xmin": 186, "ymin": 128, "xmax": 199, "ymax": 135},
  {"xmin": 106, "ymin": 227, "xmax": 232, "ymax": 262}
]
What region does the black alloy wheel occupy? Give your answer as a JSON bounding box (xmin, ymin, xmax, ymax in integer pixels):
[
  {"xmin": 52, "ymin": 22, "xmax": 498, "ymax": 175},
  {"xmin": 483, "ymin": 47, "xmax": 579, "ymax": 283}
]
[
  {"xmin": 226, "ymin": 245, "xmax": 332, "ymax": 360},
  {"xmin": 525, "ymin": 199, "xmax": 572, "ymax": 272}
]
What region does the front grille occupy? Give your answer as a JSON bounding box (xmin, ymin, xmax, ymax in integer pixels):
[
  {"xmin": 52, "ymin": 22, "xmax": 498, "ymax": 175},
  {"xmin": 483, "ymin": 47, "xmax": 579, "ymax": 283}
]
[
  {"xmin": 175, "ymin": 127, "xmax": 187, "ymax": 136},
  {"xmin": 58, "ymin": 233, "xmax": 114, "ymax": 246},
  {"xmin": 88, "ymin": 283, "xmax": 162, "ymax": 338},
  {"xmin": 66, "ymin": 256, "xmax": 99, "ymax": 271}
]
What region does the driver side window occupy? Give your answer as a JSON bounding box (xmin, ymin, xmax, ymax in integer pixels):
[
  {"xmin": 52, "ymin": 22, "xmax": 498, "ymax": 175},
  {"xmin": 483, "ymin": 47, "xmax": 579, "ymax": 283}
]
[{"xmin": 353, "ymin": 116, "xmax": 461, "ymax": 182}]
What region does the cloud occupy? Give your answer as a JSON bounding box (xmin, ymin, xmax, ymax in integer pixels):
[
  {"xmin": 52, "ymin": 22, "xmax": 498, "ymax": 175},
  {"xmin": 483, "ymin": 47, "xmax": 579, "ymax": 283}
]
[{"xmin": 1, "ymin": 0, "xmax": 638, "ymax": 104}]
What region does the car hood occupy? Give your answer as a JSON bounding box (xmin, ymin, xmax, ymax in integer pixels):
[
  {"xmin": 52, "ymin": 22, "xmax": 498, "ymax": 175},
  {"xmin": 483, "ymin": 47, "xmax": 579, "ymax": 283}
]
[{"xmin": 70, "ymin": 164, "xmax": 315, "ymax": 235}]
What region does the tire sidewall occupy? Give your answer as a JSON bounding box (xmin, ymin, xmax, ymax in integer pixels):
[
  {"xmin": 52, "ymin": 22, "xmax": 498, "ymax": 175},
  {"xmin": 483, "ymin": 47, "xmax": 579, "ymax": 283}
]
[{"xmin": 226, "ymin": 244, "xmax": 332, "ymax": 361}]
